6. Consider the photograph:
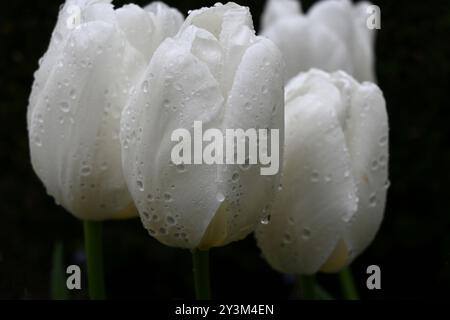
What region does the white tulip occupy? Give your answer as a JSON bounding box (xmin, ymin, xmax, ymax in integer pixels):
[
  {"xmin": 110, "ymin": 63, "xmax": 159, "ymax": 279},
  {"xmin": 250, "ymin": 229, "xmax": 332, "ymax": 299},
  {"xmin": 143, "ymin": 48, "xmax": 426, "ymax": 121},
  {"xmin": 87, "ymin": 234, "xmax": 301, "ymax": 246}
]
[
  {"xmin": 256, "ymin": 69, "xmax": 389, "ymax": 274},
  {"xmin": 27, "ymin": 0, "xmax": 183, "ymax": 220},
  {"xmin": 261, "ymin": 0, "xmax": 376, "ymax": 83},
  {"xmin": 120, "ymin": 2, "xmax": 285, "ymax": 249}
]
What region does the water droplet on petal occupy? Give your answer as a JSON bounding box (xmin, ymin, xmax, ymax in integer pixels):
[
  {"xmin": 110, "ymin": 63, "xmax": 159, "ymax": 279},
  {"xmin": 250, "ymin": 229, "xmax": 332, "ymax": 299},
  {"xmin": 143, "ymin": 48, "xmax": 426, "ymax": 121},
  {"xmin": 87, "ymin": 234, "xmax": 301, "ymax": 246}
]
[
  {"xmin": 141, "ymin": 80, "xmax": 149, "ymax": 93},
  {"xmin": 163, "ymin": 99, "xmax": 170, "ymax": 109},
  {"xmin": 260, "ymin": 214, "xmax": 271, "ymax": 225},
  {"xmin": 302, "ymin": 227, "xmax": 311, "ymax": 240},
  {"xmin": 164, "ymin": 192, "xmax": 172, "ymax": 202},
  {"xmin": 216, "ymin": 192, "xmax": 225, "ymax": 202},
  {"xmin": 60, "ymin": 101, "xmax": 70, "ymax": 113},
  {"xmin": 371, "ymin": 160, "xmax": 379, "ymax": 171},
  {"xmin": 261, "ymin": 85, "xmax": 268, "ymax": 94},
  {"xmin": 34, "ymin": 136, "xmax": 42, "ymax": 147},
  {"xmin": 283, "ymin": 233, "xmax": 292, "ymax": 244},
  {"xmin": 369, "ymin": 192, "xmax": 377, "ymax": 208},
  {"xmin": 69, "ymin": 89, "xmax": 76, "ymax": 100},
  {"xmin": 80, "ymin": 165, "xmax": 92, "ymax": 176},
  {"xmin": 166, "ymin": 215, "xmax": 176, "ymax": 225},
  {"xmin": 136, "ymin": 180, "xmax": 144, "ymax": 192}
]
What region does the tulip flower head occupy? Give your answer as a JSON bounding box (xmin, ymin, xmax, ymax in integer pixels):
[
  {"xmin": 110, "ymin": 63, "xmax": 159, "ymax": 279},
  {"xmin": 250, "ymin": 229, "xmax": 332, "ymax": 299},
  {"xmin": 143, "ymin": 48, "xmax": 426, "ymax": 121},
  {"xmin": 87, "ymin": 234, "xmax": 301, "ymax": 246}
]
[
  {"xmin": 27, "ymin": 0, "xmax": 183, "ymax": 220},
  {"xmin": 120, "ymin": 2, "xmax": 285, "ymax": 250},
  {"xmin": 261, "ymin": 0, "xmax": 376, "ymax": 83},
  {"xmin": 256, "ymin": 69, "xmax": 389, "ymax": 275}
]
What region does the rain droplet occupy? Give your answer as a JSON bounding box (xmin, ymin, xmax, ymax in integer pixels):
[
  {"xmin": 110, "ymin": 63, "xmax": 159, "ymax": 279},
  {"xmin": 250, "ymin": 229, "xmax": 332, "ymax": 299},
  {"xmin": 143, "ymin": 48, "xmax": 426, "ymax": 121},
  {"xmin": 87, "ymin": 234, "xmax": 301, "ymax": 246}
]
[
  {"xmin": 141, "ymin": 80, "xmax": 149, "ymax": 93},
  {"xmin": 283, "ymin": 233, "xmax": 292, "ymax": 244},
  {"xmin": 34, "ymin": 136, "xmax": 42, "ymax": 147},
  {"xmin": 159, "ymin": 227, "xmax": 167, "ymax": 235},
  {"xmin": 379, "ymin": 155, "xmax": 387, "ymax": 167},
  {"xmin": 261, "ymin": 85, "xmax": 268, "ymax": 94},
  {"xmin": 136, "ymin": 180, "xmax": 144, "ymax": 192},
  {"xmin": 69, "ymin": 89, "xmax": 76, "ymax": 100},
  {"xmin": 164, "ymin": 192, "xmax": 172, "ymax": 202},
  {"xmin": 163, "ymin": 99, "xmax": 170, "ymax": 109},
  {"xmin": 147, "ymin": 194, "xmax": 154, "ymax": 202},
  {"xmin": 371, "ymin": 160, "xmax": 379, "ymax": 171},
  {"xmin": 60, "ymin": 101, "xmax": 70, "ymax": 113},
  {"xmin": 166, "ymin": 215, "xmax": 176, "ymax": 225},
  {"xmin": 260, "ymin": 214, "xmax": 271, "ymax": 225},
  {"xmin": 36, "ymin": 114, "xmax": 43, "ymax": 124},
  {"xmin": 174, "ymin": 82, "xmax": 183, "ymax": 91},
  {"xmin": 80, "ymin": 165, "xmax": 92, "ymax": 176},
  {"xmin": 216, "ymin": 192, "xmax": 225, "ymax": 202},
  {"xmin": 369, "ymin": 192, "xmax": 377, "ymax": 208},
  {"xmin": 232, "ymin": 172, "xmax": 240, "ymax": 182},
  {"xmin": 302, "ymin": 227, "xmax": 311, "ymax": 240},
  {"xmin": 324, "ymin": 174, "xmax": 332, "ymax": 183},
  {"xmin": 384, "ymin": 179, "xmax": 391, "ymax": 190},
  {"xmin": 379, "ymin": 135, "xmax": 388, "ymax": 146}
]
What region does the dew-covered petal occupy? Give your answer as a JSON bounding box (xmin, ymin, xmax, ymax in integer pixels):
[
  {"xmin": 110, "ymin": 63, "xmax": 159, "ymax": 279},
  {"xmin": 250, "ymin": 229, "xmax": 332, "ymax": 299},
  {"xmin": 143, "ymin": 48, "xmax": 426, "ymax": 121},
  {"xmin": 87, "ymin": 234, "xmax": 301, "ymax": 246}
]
[
  {"xmin": 29, "ymin": 21, "xmax": 146, "ymax": 220},
  {"xmin": 120, "ymin": 36, "xmax": 225, "ymax": 248},
  {"xmin": 256, "ymin": 72, "xmax": 357, "ymax": 274},
  {"xmin": 336, "ymin": 74, "xmax": 389, "ymax": 266}
]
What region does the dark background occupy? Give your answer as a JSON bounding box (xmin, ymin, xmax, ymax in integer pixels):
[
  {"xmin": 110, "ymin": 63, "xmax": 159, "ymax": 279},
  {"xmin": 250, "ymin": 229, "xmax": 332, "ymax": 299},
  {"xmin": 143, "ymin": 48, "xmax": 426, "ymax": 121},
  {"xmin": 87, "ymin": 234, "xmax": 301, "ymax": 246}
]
[{"xmin": 1, "ymin": 0, "xmax": 449, "ymax": 299}]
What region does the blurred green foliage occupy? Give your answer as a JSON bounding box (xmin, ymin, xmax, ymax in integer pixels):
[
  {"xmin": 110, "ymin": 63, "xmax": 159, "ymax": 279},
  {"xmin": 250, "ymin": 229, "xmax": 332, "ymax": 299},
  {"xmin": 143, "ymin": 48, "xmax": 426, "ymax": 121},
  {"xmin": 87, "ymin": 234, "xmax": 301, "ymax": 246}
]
[{"xmin": 1, "ymin": 0, "xmax": 449, "ymax": 299}]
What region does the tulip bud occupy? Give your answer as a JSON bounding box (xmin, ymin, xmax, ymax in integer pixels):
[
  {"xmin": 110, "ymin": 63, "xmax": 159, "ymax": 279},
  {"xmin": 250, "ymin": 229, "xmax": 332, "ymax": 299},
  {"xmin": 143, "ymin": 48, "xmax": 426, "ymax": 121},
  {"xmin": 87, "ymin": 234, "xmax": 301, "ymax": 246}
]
[
  {"xmin": 261, "ymin": 0, "xmax": 376, "ymax": 83},
  {"xmin": 120, "ymin": 3, "xmax": 285, "ymax": 249},
  {"xmin": 27, "ymin": 0, "xmax": 183, "ymax": 220},
  {"xmin": 256, "ymin": 69, "xmax": 389, "ymax": 274}
]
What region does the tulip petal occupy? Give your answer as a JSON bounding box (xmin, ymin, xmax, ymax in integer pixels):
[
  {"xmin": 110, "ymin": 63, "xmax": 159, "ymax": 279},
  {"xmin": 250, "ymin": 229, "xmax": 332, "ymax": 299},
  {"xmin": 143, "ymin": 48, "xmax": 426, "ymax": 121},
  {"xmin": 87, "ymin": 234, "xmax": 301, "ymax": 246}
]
[
  {"xmin": 212, "ymin": 36, "xmax": 284, "ymax": 247},
  {"xmin": 29, "ymin": 21, "xmax": 146, "ymax": 220},
  {"xmin": 256, "ymin": 71, "xmax": 357, "ymax": 274},
  {"xmin": 337, "ymin": 74, "xmax": 389, "ymax": 264},
  {"xmin": 120, "ymin": 33, "xmax": 226, "ymax": 248},
  {"xmin": 116, "ymin": 3, "xmax": 183, "ymax": 61},
  {"xmin": 261, "ymin": 0, "xmax": 375, "ymax": 83},
  {"xmin": 263, "ymin": 16, "xmax": 352, "ymax": 83},
  {"xmin": 121, "ymin": 5, "xmax": 285, "ymax": 249},
  {"xmin": 28, "ymin": 0, "xmax": 115, "ymax": 127}
]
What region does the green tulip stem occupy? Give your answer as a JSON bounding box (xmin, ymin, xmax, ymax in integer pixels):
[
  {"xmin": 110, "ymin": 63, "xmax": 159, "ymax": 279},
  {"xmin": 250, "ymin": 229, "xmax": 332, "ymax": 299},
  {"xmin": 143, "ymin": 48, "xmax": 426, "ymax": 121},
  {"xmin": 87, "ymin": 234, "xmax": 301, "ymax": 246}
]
[
  {"xmin": 300, "ymin": 275, "xmax": 316, "ymax": 300},
  {"xmin": 83, "ymin": 220, "xmax": 106, "ymax": 300},
  {"xmin": 339, "ymin": 267, "xmax": 359, "ymax": 300},
  {"xmin": 191, "ymin": 249, "xmax": 211, "ymax": 300}
]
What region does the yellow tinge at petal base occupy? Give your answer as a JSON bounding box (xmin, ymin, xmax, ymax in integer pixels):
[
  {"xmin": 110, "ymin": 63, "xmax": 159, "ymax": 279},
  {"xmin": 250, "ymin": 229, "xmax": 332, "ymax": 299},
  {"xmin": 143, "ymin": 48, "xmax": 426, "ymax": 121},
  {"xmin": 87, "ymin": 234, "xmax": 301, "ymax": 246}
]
[{"xmin": 320, "ymin": 239, "xmax": 349, "ymax": 273}]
